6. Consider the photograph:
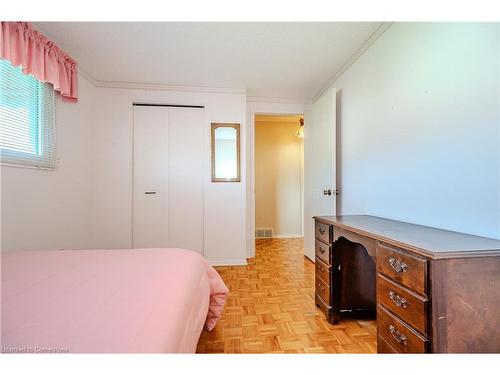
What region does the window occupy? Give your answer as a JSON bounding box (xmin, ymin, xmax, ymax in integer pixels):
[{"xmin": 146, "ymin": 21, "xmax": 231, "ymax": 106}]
[{"xmin": 0, "ymin": 59, "xmax": 56, "ymax": 169}]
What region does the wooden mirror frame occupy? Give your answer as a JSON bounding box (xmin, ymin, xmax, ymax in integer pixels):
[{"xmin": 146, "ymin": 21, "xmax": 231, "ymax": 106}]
[{"xmin": 211, "ymin": 123, "xmax": 241, "ymax": 182}]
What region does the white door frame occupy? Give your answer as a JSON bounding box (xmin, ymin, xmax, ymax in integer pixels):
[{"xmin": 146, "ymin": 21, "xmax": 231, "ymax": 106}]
[{"xmin": 246, "ymin": 101, "xmax": 308, "ymax": 258}]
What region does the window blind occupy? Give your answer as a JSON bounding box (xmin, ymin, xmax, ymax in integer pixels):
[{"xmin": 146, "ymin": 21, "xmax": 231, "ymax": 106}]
[{"xmin": 0, "ymin": 59, "xmax": 56, "ymax": 169}]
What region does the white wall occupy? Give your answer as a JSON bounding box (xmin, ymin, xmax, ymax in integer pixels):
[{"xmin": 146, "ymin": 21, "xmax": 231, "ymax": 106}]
[
  {"xmin": 333, "ymin": 23, "xmax": 500, "ymax": 239},
  {"xmin": 1, "ymin": 75, "xmax": 95, "ymax": 251},
  {"xmin": 255, "ymin": 119, "xmax": 303, "ymax": 237},
  {"xmin": 89, "ymin": 86, "xmax": 247, "ymax": 264}
]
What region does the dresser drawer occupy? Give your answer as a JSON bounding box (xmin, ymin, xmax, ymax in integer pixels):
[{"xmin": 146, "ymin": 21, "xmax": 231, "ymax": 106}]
[
  {"xmin": 315, "ymin": 292, "xmax": 331, "ymax": 317},
  {"xmin": 377, "ymin": 335, "xmax": 399, "ymax": 353},
  {"xmin": 377, "ymin": 305, "xmax": 428, "ymax": 353},
  {"xmin": 377, "ymin": 243, "xmax": 428, "ymax": 295},
  {"xmin": 315, "ymin": 276, "xmax": 330, "ymax": 304},
  {"xmin": 315, "ymin": 257, "xmax": 331, "ymax": 285},
  {"xmin": 315, "ymin": 240, "xmax": 331, "ymax": 265},
  {"xmin": 377, "ymin": 274, "xmax": 428, "ymax": 334},
  {"xmin": 315, "ymin": 221, "xmax": 331, "ymax": 244}
]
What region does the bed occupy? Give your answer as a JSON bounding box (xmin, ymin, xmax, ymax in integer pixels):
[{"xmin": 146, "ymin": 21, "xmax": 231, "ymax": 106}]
[{"xmin": 1, "ymin": 248, "xmax": 228, "ymax": 353}]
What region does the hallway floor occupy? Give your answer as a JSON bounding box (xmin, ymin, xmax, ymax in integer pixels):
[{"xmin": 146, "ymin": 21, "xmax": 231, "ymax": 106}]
[{"xmin": 196, "ymin": 238, "xmax": 377, "ymax": 353}]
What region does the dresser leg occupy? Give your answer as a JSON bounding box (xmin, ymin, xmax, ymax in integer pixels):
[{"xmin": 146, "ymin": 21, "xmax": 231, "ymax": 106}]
[{"xmin": 328, "ymin": 312, "xmax": 341, "ymax": 325}]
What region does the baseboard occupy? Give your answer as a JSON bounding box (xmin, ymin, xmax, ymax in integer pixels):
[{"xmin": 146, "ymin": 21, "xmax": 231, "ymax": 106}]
[
  {"xmin": 271, "ymin": 234, "xmax": 303, "ymax": 239},
  {"xmin": 304, "ymin": 253, "xmax": 315, "ymax": 263},
  {"xmin": 208, "ymin": 259, "xmax": 248, "ymax": 266}
]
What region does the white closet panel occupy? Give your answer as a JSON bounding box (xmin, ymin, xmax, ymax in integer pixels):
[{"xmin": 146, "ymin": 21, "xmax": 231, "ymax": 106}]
[
  {"xmin": 133, "ymin": 106, "xmax": 170, "ymax": 248},
  {"xmin": 167, "ymin": 108, "xmax": 204, "ymax": 253},
  {"xmin": 132, "ymin": 106, "xmax": 204, "ymax": 254}
]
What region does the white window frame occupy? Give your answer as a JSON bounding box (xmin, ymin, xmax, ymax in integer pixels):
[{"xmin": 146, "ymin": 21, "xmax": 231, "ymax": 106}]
[{"xmin": 0, "ymin": 59, "xmax": 57, "ymax": 170}]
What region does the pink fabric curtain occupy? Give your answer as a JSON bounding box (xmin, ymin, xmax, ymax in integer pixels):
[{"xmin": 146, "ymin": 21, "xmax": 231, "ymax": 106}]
[{"xmin": 0, "ymin": 22, "xmax": 78, "ymax": 102}]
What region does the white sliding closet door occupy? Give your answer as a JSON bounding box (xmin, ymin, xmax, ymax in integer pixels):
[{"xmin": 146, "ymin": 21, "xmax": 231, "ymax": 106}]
[
  {"xmin": 167, "ymin": 108, "xmax": 204, "ymax": 252},
  {"xmin": 133, "ymin": 106, "xmax": 204, "ymax": 254},
  {"xmin": 133, "ymin": 106, "xmax": 170, "ymax": 248}
]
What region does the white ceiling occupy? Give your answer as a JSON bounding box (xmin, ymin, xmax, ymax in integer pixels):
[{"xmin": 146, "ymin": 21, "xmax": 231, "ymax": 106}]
[{"xmin": 34, "ymin": 22, "xmax": 382, "ymax": 101}]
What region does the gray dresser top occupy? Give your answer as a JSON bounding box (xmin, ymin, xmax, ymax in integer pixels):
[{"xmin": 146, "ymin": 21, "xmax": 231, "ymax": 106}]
[{"xmin": 314, "ymin": 215, "xmax": 500, "ymax": 259}]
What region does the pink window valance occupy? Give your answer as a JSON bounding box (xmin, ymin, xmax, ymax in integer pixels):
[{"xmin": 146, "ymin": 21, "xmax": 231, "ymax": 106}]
[{"xmin": 0, "ymin": 22, "xmax": 78, "ymax": 102}]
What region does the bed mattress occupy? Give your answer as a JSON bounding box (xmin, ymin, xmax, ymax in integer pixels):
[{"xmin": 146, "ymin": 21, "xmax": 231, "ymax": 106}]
[{"xmin": 1, "ymin": 248, "xmax": 228, "ymax": 353}]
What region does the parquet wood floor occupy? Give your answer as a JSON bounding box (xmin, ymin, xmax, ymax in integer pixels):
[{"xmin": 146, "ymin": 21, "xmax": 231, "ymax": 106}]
[{"xmin": 196, "ymin": 238, "xmax": 377, "ymax": 354}]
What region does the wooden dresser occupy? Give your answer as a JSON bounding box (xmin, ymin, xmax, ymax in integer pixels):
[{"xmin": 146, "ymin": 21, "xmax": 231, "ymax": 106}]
[{"xmin": 313, "ymin": 215, "xmax": 500, "ymax": 353}]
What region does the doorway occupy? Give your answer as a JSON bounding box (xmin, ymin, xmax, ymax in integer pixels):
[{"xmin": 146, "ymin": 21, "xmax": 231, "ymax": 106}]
[{"xmin": 254, "ymin": 114, "xmax": 304, "ymax": 241}]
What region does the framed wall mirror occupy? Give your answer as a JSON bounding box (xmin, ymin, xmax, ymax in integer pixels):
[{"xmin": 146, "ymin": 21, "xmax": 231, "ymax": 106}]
[{"xmin": 211, "ymin": 123, "xmax": 241, "ymax": 182}]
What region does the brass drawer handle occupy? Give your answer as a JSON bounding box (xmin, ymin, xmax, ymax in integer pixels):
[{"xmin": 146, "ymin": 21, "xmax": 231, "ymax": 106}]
[
  {"xmin": 388, "ymin": 257, "xmax": 408, "ymax": 273},
  {"xmin": 388, "ymin": 325, "xmax": 407, "ymax": 345},
  {"xmin": 317, "ymin": 284, "xmax": 326, "ymax": 292},
  {"xmin": 319, "ymin": 246, "xmax": 326, "ymax": 254},
  {"xmin": 318, "ymin": 227, "xmax": 326, "ymax": 235},
  {"xmin": 389, "ymin": 290, "xmax": 408, "ymax": 309},
  {"xmin": 319, "ymin": 266, "xmax": 325, "ymax": 273}
]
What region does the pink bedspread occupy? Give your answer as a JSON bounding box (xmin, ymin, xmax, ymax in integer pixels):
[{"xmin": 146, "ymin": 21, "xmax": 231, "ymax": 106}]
[{"xmin": 1, "ymin": 248, "xmax": 228, "ymax": 353}]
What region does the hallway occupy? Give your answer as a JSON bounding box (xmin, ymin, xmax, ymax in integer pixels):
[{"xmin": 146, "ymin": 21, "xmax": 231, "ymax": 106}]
[{"xmin": 197, "ymin": 238, "xmax": 377, "ymax": 353}]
